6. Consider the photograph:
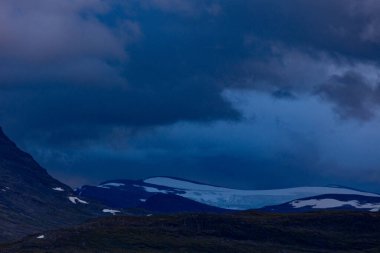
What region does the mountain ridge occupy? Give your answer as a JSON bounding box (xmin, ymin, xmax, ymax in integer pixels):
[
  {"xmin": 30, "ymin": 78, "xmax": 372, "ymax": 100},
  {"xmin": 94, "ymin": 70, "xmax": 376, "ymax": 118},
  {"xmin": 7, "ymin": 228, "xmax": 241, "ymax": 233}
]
[
  {"xmin": 76, "ymin": 176, "xmax": 380, "ymax": 212},
  {"xmin": 0, "ymin": 127, "xmax": 105, "ymax": 243}
]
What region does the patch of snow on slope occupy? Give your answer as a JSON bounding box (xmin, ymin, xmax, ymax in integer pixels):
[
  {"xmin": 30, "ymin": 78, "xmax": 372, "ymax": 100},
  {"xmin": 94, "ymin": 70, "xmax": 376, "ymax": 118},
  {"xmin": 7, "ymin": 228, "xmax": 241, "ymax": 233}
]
[
  {"xmin": 291, "ymin": 199, "xmax": 380, "ymax": 210},
  {"xmin": 145, "ymin": 177, "xmax": 229, "ymax": 191},
  {"xmin": 68, "ymin": 196, "xmax": 88, "ymax": 204},
  {"xmin": 36, "ymin": 235, "xmax": 45, "ymax": 239},
  {"xmin": 1, "ymin": 186, "xmax": 10, "ymax": 192},
  {"xmin": 144, "ymin": 177, "xmax": 380, "ymax": 210},
  {"xmin": 102, "ymin": 209, "xmax": 120, "ymax": 215},
  {"xmin": 142, "ymin": 186, "xmax": 169, "ymax": 194},
  {"xmin": 97, "ymin": 185, "xmax": 110, "ymax": 189},
  {"xmin": 52, "ymin": 187, "xmax": 64, "ymax": 192}
]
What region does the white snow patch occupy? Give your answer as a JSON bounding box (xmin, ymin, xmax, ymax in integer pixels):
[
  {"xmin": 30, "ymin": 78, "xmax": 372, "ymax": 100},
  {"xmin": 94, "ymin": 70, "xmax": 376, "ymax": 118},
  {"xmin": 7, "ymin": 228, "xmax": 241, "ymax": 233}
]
[
  {"xmin": 68, "ymin": 196, "xmax": 88, "ymax": 204},
  {"xmin": 291, "ymin": 199, "xmax": 380, "ymax": 210},
  {"xmin": 99, "ymin": 183, "xmax": 125, "ymax": 187},
  {"xmin": 97, "ymin": 185, "xmax": 110, "ymax": 189},
  {"xmin": 36, "ymin": 235, "xmax": 45, "ymax": 239},
  {"xmin": 143, "ymin": 177, "xmax": 380, "ymax": 210},
  {"xmin": 1, "ymin": 187, "xmax": 9, "ymax": 192},
  {"xmin": 142, "ymin": 186, "xmax": 168, "ymax": 194},
  {"xmin": 52, "ymin": 187, "xmax": 65, "ymax": 192},
  {"xmin": 102, "ymin": 209, "xmax": 120, "ymax": 215},
  {"xmin": 133, "ymin": 184, "xmax": 170, "ymax": 194}
]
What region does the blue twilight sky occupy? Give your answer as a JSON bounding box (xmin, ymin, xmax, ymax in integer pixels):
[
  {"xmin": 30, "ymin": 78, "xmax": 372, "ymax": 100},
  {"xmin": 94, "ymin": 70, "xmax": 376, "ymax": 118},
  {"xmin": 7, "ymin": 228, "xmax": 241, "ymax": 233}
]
[{"xmin": 1, "ymin": 0, "xmax": 380, "ymax": 191}]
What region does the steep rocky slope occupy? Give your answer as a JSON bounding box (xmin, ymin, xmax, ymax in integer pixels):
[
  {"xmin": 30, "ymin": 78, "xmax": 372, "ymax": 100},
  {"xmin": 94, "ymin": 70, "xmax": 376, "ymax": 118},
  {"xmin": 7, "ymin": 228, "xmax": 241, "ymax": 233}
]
[{"xmin": 0, "ymin": 127, "xmax": 101, "ymax": 242}]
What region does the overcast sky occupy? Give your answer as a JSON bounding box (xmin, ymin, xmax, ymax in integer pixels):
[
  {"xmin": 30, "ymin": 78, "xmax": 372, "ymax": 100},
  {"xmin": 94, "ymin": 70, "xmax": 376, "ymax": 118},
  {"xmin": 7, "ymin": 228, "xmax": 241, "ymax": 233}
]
[{"xmin": 1, "ymin": 0, "xmax": 380, "ymax": 191}]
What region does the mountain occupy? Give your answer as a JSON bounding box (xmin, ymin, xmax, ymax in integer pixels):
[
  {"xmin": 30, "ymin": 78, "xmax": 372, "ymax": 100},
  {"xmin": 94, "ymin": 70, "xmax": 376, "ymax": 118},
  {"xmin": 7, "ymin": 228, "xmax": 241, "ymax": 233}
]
[
  {"xmin": 2, "ymin": 211, "xmax": 380, "ymax": 253},
  {"xmin": 75, "ymin": 176, "xmax": 380, "ymax": 211},
  {"xmin": 0, "ymin": 127, "xmax": 105, "ymax": 243},
  {"xmin": 137, "ymin": 193, "xmax": 229, "ymax": 214},
  {"xmin": 75, "ymin": 179, "xmax": 228, "ymax": 214},
  {"xmin": 261, "ymin": 194, "xmax": 380, "ymax": 213},
  {"xmin": 1, "ymin": 125, "xmax": 380, "ymax": 252}
]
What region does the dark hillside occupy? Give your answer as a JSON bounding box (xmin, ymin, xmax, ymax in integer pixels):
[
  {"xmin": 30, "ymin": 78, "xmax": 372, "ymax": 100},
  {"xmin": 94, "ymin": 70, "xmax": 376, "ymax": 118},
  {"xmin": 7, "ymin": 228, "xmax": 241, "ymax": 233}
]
[
  {"xmin": 2, "ymin": 211, "xmax": 380, "ymax": 253},
  {"xmin": 0, "ymin": 127, "xmax": 102, "ymax": 242}
]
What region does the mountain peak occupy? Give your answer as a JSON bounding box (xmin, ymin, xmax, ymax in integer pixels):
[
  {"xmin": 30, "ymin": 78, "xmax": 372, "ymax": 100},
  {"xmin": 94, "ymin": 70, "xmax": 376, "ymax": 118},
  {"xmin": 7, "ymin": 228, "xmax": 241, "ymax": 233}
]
[
  {"xmin": 0, "ymin": 127, "xmax": 16, "ymax": 147},
  {"xmin": 0, "ymin": 126, "xmax": 103, "ymax": 243}
]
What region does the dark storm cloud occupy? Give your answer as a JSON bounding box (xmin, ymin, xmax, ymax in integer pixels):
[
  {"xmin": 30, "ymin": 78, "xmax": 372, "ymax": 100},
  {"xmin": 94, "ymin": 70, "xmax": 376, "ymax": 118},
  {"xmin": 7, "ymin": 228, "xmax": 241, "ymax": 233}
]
[
  {"xmin": 139, "ymin": 0, "xmax": 221, "ymax": 16},
  {"xmin": 0, "ymin": 0, "xmax": 239, "ymax": 145},
  {"xmin": 224, "ymin": 0, "xmax": 380, "ymax": 61},
  {"xmin": 2, "ymin": 0, "xmax": 380, "ymax": 190},
  {"xmin": 3, "ymin": 0, "xmax": 380, "ymax": 139},
  {"xmin": 271, "ymin": 89, "xmax": 296, "ymax": 100},
  {"xmin": 318, "ymin": 71, "xmax": 377, "ymax": 121},
  {"xmin": 1, "ymin": 83, "xmax": 238, "ymax": 146}
]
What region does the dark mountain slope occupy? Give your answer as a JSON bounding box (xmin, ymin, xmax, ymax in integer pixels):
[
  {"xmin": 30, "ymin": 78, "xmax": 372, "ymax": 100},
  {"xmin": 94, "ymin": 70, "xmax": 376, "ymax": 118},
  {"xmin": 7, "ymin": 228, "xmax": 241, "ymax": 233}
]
[
  {"xmin": 1, "ymin": 211, "xmax": 380, "ymax": 253},
  {"xmin": 0, "ymin": 127, "xmax": 101, "ymax": 243},
  {"xmin": 137, "ymin": 193, "xmax": 229, "ymax": 213}
]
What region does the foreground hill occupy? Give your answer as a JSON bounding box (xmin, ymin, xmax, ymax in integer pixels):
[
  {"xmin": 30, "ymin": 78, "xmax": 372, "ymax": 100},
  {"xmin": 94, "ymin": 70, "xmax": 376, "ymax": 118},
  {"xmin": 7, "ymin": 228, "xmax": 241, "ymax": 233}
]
[
  {"xmin": 1, "ymin": 211, "xmax": 380, "ymax": 253},
  {"xmin": 0, "ymin": 127, "xmax": 104, "ymax": 243}
]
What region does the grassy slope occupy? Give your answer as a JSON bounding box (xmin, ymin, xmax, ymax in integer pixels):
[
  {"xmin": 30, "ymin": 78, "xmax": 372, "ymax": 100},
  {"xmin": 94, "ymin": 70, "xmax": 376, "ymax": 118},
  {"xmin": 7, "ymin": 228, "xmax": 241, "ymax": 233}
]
[{"xmin": 1, "ymin": 211, "xmax": 380, "ymax": 253}]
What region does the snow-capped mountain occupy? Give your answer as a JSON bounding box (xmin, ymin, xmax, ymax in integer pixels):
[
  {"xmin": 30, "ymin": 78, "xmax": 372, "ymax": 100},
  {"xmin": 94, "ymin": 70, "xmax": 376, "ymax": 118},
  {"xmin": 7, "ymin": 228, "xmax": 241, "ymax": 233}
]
[
  {"xmin": 261, "ymin": 194, "xmax": 380, "ymax": 213},
  {"xmin": 138, "ymin": 193, "xmax": 228, "ymax": 213},
  {"xmin": 76, "ymin": 176, "xmax": 380, "ymax": 211}
]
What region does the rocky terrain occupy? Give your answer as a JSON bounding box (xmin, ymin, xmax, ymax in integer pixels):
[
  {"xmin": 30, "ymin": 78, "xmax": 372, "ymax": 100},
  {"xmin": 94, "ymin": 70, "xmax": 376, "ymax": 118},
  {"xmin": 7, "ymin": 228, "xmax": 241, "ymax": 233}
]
[{"xmin": 0, "ymin": 128, "xmax": 103, "ymax": 243}]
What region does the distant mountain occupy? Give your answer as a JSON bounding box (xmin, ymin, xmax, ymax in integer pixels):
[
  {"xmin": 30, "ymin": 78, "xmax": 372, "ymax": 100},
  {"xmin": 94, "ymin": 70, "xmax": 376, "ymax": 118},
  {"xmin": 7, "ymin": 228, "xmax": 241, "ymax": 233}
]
[
  {"xmin": 75, "ymin": 179, "xmax": 227, "ymax": 214},
  {"xmin": 261, "ymin": 194, "xmax": 380, "ymax": 213},
  {"xmin": 138, "ymin": 193, "xmax": 228, "ymax": 214},
  {"xmin": 75, "ymin": 176, "xmax": 380, "ymax": 211},
  {"xmin": 0, "ymin": 127, "xmax": 105, "ymax": 243}
]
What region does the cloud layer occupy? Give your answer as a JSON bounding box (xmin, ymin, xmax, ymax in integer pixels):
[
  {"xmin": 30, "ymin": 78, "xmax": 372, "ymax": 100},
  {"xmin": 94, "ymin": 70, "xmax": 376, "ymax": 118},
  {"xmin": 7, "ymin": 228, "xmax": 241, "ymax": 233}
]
[{"xmin": 1, "ymin": 0, "xmax": 380, "ymax": 191}]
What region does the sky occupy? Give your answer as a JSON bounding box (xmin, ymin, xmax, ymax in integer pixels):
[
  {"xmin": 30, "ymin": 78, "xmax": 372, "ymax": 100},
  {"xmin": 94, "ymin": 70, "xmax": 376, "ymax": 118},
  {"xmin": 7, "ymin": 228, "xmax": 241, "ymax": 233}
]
[{"xmin": 1, "ymin": 0, "xmax": 380, "ymax": 191}]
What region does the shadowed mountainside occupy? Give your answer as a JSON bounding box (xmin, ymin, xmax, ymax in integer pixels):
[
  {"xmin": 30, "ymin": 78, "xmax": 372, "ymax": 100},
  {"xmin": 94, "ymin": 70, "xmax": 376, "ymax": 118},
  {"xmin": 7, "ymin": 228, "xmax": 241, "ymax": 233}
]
[{"xmin": 0, "ymin": 127, "xmax": 102, "ymax": 243}]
